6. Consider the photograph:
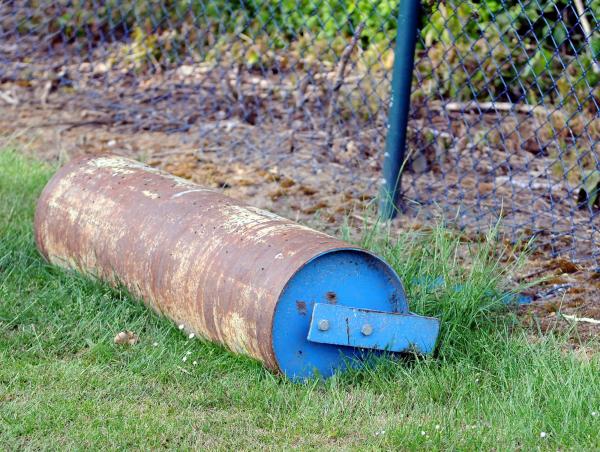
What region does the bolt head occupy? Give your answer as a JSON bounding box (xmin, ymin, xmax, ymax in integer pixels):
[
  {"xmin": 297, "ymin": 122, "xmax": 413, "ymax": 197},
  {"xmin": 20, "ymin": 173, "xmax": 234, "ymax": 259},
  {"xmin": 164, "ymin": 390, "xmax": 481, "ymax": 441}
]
[
  {"xmin": 361, "ymin": 324, "xmax": 373, "ymax": 336},
  {"xmin": 317, "ymin": 319, "xmax": 330, "ymax": 331}
]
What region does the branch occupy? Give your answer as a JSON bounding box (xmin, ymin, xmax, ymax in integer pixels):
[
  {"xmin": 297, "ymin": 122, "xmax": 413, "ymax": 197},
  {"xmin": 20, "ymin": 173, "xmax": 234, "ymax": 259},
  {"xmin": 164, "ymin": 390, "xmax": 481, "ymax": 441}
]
[
  {"xmin": 562, "ymin": 313, "xmax": 600, "ymax": 325},
  {"xmin": 443, "ymin": 101, "xmax": 548, "ymax": 115},
  {"xmin": 326, "ymin": 21, "xmax": 365, "ymax": 150},
  {"xmin": 574, "ymin": 0, "xmax": 600, "ymax": 74}
]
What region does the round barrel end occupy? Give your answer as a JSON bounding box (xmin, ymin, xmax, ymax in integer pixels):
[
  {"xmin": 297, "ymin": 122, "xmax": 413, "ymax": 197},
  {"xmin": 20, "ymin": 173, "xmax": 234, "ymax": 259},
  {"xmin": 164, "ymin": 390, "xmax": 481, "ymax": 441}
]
[{"xmin": 272, "ymin": 249, "xmax": 408, "ymax": 380}]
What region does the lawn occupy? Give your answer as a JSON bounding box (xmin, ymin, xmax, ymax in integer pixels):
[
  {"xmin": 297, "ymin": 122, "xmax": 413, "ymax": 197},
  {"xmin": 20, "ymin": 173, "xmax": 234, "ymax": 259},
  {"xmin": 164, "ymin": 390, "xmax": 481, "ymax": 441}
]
[{"xmin": 0, "ymin": 149, "xmax": 598, "ymax": 449}]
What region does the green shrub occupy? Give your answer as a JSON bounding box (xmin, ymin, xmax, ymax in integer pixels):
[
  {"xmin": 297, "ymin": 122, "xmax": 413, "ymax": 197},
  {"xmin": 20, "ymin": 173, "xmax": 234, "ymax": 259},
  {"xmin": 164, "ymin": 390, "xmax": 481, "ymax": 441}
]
[{"xmin": 7, "ymin": 0, "xmax": 599, "ymax": 113}]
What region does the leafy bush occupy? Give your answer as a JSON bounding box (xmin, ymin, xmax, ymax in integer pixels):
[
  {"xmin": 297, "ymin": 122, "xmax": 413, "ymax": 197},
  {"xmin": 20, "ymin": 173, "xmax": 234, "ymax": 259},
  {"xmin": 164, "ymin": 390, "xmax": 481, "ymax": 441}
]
[
  {"xmin": 6, "ymin": 0, "xmax": 599, "ymax": 114},
  {"xmin": 423, "ymin": 2, "xmax": 598, "ymax": 96}
]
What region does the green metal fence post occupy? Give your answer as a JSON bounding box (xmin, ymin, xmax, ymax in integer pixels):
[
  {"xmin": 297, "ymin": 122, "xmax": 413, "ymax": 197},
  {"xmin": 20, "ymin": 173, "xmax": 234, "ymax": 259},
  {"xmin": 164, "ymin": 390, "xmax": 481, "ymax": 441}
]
[{"xmin": 379, "ymin": 0, "xmax": 421, "ymax": 220}]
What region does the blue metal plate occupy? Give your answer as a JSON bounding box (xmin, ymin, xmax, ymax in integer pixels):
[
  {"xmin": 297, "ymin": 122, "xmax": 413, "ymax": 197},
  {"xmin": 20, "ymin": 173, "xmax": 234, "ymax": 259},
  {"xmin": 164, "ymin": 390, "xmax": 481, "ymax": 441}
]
[
  {"xmin": 307, "ymin": 303, "xmax": 439, "ymax": 354},
  {"xmin": 271, "ymin": 248, "xmax": 409, "ymax": 381}
]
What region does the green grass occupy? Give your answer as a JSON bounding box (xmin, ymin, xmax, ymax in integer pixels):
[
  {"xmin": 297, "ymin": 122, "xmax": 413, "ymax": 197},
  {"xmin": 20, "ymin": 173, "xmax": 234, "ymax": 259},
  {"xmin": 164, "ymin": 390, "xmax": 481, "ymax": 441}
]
[{"xmin": 1, "ymin": 149, "xmax": 599, "ymax": 450}]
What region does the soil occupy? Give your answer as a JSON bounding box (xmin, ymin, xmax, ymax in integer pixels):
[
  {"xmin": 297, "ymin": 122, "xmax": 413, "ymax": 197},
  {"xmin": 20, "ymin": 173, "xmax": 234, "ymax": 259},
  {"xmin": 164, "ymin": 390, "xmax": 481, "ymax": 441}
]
[{"xmin": 1, "ymin": 52, "xmax": 598, "ymax": 344}]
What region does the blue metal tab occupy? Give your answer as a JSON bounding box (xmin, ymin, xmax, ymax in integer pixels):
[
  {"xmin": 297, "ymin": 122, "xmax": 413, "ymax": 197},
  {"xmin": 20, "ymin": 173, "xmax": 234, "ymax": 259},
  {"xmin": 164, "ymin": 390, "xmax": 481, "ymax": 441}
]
[{"xmin": 307, "ymin": 303, "xmax": 440, "ymax": 354}]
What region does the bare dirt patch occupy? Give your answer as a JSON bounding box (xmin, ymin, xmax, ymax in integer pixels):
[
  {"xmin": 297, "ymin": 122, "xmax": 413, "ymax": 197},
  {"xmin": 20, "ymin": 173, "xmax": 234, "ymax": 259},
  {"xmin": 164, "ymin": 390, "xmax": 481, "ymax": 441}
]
[{"xmin": 1, "ymin": 68, "xmax": 598, "ymax": 343}]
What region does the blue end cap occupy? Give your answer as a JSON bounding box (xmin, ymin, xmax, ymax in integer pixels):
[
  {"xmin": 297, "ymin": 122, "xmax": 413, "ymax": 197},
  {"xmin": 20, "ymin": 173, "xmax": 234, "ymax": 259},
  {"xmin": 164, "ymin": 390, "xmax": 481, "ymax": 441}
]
[{"xmin": 272, "ymin": 249, "xmax": 409, "ymax": 381}]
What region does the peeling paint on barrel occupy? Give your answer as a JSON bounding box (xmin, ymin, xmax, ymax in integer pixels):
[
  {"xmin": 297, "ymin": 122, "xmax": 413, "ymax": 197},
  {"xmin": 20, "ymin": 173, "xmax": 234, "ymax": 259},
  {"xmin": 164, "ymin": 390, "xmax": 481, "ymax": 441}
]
[{"xmin": 34, "ymin": 155, "xmax": 355, "ymax": 372}]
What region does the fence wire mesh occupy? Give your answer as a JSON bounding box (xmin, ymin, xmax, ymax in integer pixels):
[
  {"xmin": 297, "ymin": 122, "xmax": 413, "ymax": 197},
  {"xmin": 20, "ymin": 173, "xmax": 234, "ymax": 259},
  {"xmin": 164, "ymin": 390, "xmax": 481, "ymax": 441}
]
[{"xmin": 1, "ymin": 1, "xmax": 599, "ymax": 262}]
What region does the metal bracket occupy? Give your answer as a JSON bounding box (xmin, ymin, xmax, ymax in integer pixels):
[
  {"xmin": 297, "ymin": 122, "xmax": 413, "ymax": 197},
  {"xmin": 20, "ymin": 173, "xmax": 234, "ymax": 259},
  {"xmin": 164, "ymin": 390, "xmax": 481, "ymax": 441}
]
[{"xmin": 307, "ymin": 303, "xmax": 439, "ymax": 354}]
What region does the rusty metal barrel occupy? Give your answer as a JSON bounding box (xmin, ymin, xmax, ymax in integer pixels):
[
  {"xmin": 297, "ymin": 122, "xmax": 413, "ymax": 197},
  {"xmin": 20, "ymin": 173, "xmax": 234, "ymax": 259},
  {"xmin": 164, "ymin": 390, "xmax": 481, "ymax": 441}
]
[{"xmin": 34, "ymin": 155, "xmax": 439, "ymax": 380}]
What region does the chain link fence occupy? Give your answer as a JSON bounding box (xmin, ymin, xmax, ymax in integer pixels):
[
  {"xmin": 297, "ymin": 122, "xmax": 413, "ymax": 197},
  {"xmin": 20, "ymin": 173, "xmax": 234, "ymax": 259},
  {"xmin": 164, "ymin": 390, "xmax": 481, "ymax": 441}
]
[{"xmin": 1, "ymin": 1, "xmax": 599, "ymax": 262}]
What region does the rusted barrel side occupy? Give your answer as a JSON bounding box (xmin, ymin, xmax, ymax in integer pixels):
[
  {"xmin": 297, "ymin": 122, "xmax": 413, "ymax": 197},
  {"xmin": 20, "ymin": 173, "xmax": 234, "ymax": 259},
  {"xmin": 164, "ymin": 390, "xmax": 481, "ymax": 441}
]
[
  {"xmin": 35, "ymin": 155, "xmax": 411, "ymax": 378},
  {"xmin": 34, "ymin": 155, "xmax": 353, "ymax": 370}
]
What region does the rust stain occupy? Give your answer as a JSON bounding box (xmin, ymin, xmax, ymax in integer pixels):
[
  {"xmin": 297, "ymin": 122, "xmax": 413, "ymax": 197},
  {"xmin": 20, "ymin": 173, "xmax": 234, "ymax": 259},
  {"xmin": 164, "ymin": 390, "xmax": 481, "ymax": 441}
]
[
  {"xmin": 295, "ymin": 301, "xmax": 307, "ymax": 315},
  {"xmin": 326, "ymin": 291, "xmax": 337, "ymax": 304},
  {"xmin": 34, "ymin": 155, "xmax": 352, "ymax": 373}
]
